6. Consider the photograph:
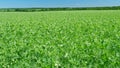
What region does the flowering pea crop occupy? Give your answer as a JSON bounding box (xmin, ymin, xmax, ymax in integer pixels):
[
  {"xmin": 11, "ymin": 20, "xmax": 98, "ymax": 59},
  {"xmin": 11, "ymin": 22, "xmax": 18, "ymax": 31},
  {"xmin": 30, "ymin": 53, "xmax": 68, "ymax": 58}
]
[{"xmin": 0, "ymin": 11, "xmax": 120, "ymax": 68}]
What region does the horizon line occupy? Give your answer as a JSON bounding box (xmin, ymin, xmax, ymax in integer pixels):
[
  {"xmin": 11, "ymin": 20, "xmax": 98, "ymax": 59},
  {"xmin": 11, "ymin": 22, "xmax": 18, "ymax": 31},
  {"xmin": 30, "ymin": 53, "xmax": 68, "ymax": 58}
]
[{"xmin": 0, "ymin": 5, "xmax": 120, "ymax": 9}]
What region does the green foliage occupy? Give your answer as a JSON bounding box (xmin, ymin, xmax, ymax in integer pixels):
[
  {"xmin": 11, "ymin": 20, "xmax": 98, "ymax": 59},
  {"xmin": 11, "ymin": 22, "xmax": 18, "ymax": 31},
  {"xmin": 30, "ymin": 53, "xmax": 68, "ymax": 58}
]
[
  {"xmin": 0, "ymin": 11, "xmax": 120, "ymax": 68},
  {"xmin": 0, "ymin": 6, "xmax": 120, "ymax": 12}
]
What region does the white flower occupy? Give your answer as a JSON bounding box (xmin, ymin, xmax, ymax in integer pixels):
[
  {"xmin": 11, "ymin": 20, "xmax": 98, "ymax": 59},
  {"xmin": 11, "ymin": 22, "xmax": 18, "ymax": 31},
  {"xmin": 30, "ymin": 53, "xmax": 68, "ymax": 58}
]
[{"xmin": 55, "ymin": 61, "xmax": 61, "ymax": 67}]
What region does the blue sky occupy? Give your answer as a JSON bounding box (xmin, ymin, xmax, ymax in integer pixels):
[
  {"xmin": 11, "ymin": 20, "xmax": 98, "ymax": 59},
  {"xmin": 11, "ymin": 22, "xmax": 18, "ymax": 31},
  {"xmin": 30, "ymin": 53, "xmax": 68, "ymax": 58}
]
[{"xmin": 0, "ymin": 0, "xmax": 120, "ymax": 8}]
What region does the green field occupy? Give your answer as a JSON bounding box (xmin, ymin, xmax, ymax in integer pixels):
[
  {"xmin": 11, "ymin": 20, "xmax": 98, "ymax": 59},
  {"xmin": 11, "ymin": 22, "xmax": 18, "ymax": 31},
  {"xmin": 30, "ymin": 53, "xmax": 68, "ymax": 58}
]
[{"xmin": 0, "ymin": 10, "xmax": 120, "ymax": 68}]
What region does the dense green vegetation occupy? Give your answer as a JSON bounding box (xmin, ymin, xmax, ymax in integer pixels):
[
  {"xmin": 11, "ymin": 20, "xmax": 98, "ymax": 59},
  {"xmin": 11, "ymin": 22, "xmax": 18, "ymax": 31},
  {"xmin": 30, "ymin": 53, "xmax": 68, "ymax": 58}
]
[
  {"xmin": 0, "ymin": 6, "xmax": 120, "ymax": 12},
  {"xmin": 0, "ymin": 11, "xmax": 120, "ymax": 68}
]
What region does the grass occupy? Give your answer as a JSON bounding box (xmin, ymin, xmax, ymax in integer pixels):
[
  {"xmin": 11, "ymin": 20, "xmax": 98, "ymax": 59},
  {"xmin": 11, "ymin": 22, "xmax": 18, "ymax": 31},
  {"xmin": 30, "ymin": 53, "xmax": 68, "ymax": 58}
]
[{"xmin": 0, "ymin": 10, "xmax": 120, "ymax": 68}]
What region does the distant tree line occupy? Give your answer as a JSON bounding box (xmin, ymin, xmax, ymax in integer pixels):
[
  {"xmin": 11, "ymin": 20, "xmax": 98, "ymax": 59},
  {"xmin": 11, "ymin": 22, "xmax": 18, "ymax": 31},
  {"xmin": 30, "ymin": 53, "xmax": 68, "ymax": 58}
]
[{"xmin": 0, "ymin": 6, "xmax": 120, "ymax": 12}]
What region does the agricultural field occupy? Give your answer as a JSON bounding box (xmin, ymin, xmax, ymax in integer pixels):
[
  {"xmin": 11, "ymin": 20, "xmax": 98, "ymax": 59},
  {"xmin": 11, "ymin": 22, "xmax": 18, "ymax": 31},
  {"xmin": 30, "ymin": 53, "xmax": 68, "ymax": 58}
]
[{"xmin": 0, "ymin": 10, "xmax": 120, "ymax": 68}]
